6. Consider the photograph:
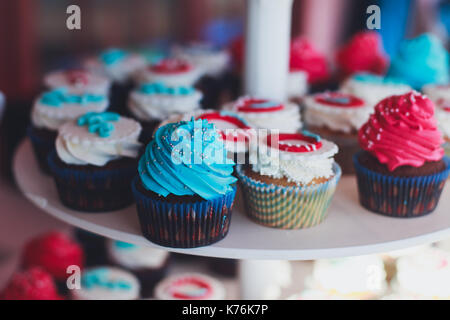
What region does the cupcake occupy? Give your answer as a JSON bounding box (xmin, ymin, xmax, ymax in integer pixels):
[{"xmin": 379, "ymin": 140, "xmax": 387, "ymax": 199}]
[
  {"xmin": 393, "ymin": 248, "xmax": 450, "ymax": 299},
  {"xmin": 132, "ymin": 118, "xmax": 237, "ymax": 248},
  {"xmin": 355, "ymin": 92, "xmax": 450, "ymax": 217},
  {"xmin": 22, "ymin": 231, "xmax": 84, "ymax": 295},
  {"xmin": 28, "ymin": 88, "xmax": 108, "ymax": 173},
  {"xmin": 172, "ymin": 43, "xmax": 231, "ymax": 109},
  {"xmin": 84, "ymin": 48, "xmax": 147, "ymax": 113},
  {"xmin": 48, "ymin": 112, "xmax": 142, "ymax": 212},
  {"xmin": 222, "ymin": 96, "xmax": 302, "ymax": 133},
  {"xmin": 127, "ymin": 82, "xmax": 202, "ymax": 143},
  {"xmin": 106, "ymin": 240, "xmax": 170, "ymax": 297},
  {"xmin": 1, "ymin": 267, "xmax": 63, "ymax": 300},
  {"xmin": 308, "ymin": 255, "xmax": 387, "ymax": 299},
  {"xmin": 154, "ymin": 273, "xmax": 225, "ymax": 300},
  {"xmin": 71, "ymin": 267, "xmax": 140, "ymax": 300},
  {"xmin": 339, "ymin": 72, "xmax": 412, "ymax": 107},
  {"xmin": 43, "ymin": 69, "xmax": 111, "ymax": 95},
  {"xmin": 336, "ymin": 31, "xmax": 388, "ymax": 78},
  {"xmin": 422, "ymin": 84, "xmax": 450, "ymax": 156},
  {"xmin": 303, "ymin": 91, "xmax": 371, "ymax": 174},
  {"xmin": 134, "ymin": 58, "xmax": 200, "ymax": 87},
  {"xmin": 387, "ymin": 33, "xmax": 449, "ymax": 90},
  {"xmin": 236, "ymin": 130, "xmax": 341, "ymax": 229}
]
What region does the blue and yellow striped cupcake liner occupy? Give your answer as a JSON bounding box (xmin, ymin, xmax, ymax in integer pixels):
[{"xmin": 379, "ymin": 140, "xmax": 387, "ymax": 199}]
[{"xmin": 235, "ymin": 163, "xmax": 341, "ymax": 229}]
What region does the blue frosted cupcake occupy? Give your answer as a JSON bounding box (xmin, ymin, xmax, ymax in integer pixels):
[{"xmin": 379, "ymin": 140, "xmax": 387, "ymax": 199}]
[
  {"xmin": 132, "ymin": 118, "xmax": 237, "ymax": 248},
  {"xmin": 48, "ymin": 112, "xmax": 142, "ymax": 212}
]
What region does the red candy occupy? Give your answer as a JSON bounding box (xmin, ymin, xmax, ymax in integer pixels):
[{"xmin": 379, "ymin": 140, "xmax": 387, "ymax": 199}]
[
  {"xmin": 336, "ymin": 31, "xmax": 388, "ymax": 77},
  {"xmin": 1, "ymin": 268, "xmax": 63, "ymax": 300},
  {"xmin": 290, "ymin": 37, "xmax": 330, "ymax": 84},
  {"xmin": 150, "ymin": 58, "xmax": 192, "ymax": 74},
  {"xmin": 22, "ymin": 231, "xmax": 84, "ymax": 281}
]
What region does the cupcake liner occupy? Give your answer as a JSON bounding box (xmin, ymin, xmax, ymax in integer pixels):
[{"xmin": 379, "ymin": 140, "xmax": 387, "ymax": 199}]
[
  {"xmin": 236, "ymin": 163, "xmax": 342, "ymax": 229},
  {"xmin": 27, "ymin": 126, "xmax": 56, "ymax": 174},
  {"xmin": 47, "ymin": 151, "xmax": 137, "ymax": 212},
  {"xmin": 132, "ymin": 176, "xmax": 237, "ymax": 248},
  {"xmin": 353, "ymin": 153, "xmax": 450, "ymax": 218}
]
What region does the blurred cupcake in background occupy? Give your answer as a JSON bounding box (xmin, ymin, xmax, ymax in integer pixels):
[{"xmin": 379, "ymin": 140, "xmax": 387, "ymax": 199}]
[
  {"xmin": 48, "ymin": 112, "xmax": 142, "ymax": 212},
  {"xmin": 423, "ymin": 84, "xmax": 450, "ymax": 156},
  {"xmin": 303, "ymin": 91, "xmax": 371, "ymax": 174},
  {"xmin": 1, "ymin": 267, "xmax": 63, "ymax": 300},
  {"xmin": 387, "ymin": 33, "xmax": 449, "ymax": 90},
  {"xmin": 43, "ymin": 69, "xmax": 111, "ymax": 95},
  {"xmin": 28, "ymin": 88, "xmax": 108, "ymax": 174},
  {"xmin": 71, "ymin": 267, "xmax": 140, "ymax": 300},
  {"xmin": 287, "ymin": 289, "xmax": 359, "ymax": 300},
  {"xmin": 236, "ymin": 130, "xmax": 340, "ymax": 229},
  {"xmin": 107, "ymin": 240, "xmax": 170, "ymax": 298},
  {"xmin": 355, "ymin": 92, "xmax": 450, "ymax": 217},
  {"xmin": 222, "ymin": 96, "xmax": 302, "ymax": 133},
  {"xmin": 339, "ymin": 73, "xmax": 411, "ymax": 108},
  {"xmin": 307, "ymin": 255, "xmax": 387, "ymax": 300},
  {"xmin": 84, "ymin": 48, "xmax": 147, "ymax": 113},
  {"xmin": 127, "ymin": 82, "xmax": 202, "ymax": 143},
  {"xmin": 336, "ymin": 31, "xmax": 389, "ymax": 79},
  {"xmin": 154, "ymin": 273, "xmax": 225, "ymax": 300}
]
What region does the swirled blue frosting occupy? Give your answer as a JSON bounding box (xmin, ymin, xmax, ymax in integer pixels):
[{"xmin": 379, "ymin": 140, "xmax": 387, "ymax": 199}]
[
  {"xmin": 352, "ymin": 72, "xmax": 408, "ymax": 85},
  {"xmin": 40, "ymin": 88, "xmax": 106, "ymax": 107},
  {"xmin": 138, "ymin": 118, "xmax": 237, "ymax": 200},
  {"xmin": 387, "ymin": 33, "xmax": 449, "ymax": 89},
  {"xmin": 100, "ymin": 48, "xmax": 128, "ymax": 65},
  {"xmin": 138, "ymin": 82, "xmax": 195, "ymax": 95}
]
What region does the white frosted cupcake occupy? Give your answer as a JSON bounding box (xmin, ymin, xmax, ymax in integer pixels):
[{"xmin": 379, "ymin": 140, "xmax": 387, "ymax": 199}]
[
  {"xmin": 340, "ymin": 73, "xmax": 412, "ymax": 107},
  {"xmin": 222, "ymin": 96, "xmax": 302, "ymax": 133},
  {"xmin": 287, "ymin": 70, "xmax": 308, "ymax": 99},
  {"xmin": 28, "ymin": 88, "xmax": 109, "ymax": 173},
  {"xmin": 48, "ymin": 112, "xmax": 142, "ymax": 212},
  {"xmin": 71, "ymin": 267, "xmax": 140, "ymax": 300},
  {"xmin": 154, "ymin": 273, "xmax": 225, "ymax": 300},
  {"xmin": 44, "ymin": 69, "xmax": 111, "ymax": 95},
  {"xmin": 134, "ymin": 58, "xmax": 200, "ymax": 86},
  {"xmin": 394, "ymin": 247, "xmax": 450, "ymax": 299},
  {"xmin": 308, "ymin": 255, "xmax": 387, "ymax": 299}
]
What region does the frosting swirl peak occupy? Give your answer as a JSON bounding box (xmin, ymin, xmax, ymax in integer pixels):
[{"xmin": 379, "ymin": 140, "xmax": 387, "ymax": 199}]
[{"xmin": 359, "ymin": 91, "xmax": 445, "ymax": 171}]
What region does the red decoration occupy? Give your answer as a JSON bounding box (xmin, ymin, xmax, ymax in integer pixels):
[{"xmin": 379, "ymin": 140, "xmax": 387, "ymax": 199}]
[
  {"xmin": 266, "ymin": 133, "xmax": 322, "ymax": 153},
  {"xmin": 150, "ymin": 58, "xmax": 192, "ymax": 74},
  {"xmin": 315, "ymin": 92, "xmax": 365, "ymax": 108}
]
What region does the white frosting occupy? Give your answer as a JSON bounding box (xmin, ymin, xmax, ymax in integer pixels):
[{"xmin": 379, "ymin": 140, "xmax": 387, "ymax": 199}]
[
  {"xmin": 303, "ymin": 94, "xmax": 372, "ymax": 133},
  {"xmin": 84, "ymin": 54, "xmax": 147, "ymax": 83},
  {"xmin": 56, "ymin": 117, "xmax": 141, "ymax": 166},
  {"xmin": 172, "ymin": 44, "xmax": 230, "ymax": 77},
  {"xmin": 288, "ymin": 290, "xmax": 359, "ymax": 300},
  {"xmin": 340, "ymin": 77, "xmax": 412, "ymax": 107},
  {"xmin": 287, "ymin": 70, "xmax": 308, "ymax": 98},
  {"xmin": 249, "ymin": 133, "xmax": 338, "ymax": 185},
  {"xmin": 154, "ymin": 273, "xmax": 225, "ymax": 300},
  {"xmin": 423, "ymin": 84, "xmax": 450, "ymax": 107},
  {"xmin": 127, "ymin": 89, "xmax": 202, "ymax": 122},
  {"xmin": 31, "ymin": 95, "xmax": 109, "ymax": 131},
  {"xmin": 395, "ymin": 248, "xmax": 450, "ymax": 299},
  {"xmin": 44, "ymin": 70, "xmax": 111, "ymax": 95},
  {"xmin": 310, "ymin": 255, "xmax": 387, "ymax": 299},
  {"xmin": 435, "ymin": 237, "xmax": 450, "ymax": 252},
  {"xmin": 71, "ymin": 267, "xmax": 140, "ymax": 300},
  {"xmin": 107, "ymin": 240, "xmax": 169, "ymax": 270},
  {"xmin": 134, "ymin": 66, "xmax": 201, "ymax": 86},
  {"xmin": 222, "ymin": 98, "xmax": 302, "ymax": 133}
]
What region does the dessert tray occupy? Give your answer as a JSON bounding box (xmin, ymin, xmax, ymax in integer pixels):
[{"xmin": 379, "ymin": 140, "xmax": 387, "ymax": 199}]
[{"xmin": 13, "ymin": 139, "xmax": 450, "ymax": 260}]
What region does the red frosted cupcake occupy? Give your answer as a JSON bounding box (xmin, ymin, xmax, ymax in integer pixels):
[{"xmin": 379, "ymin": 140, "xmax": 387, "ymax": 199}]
[
  {"xmin": 336, "ymin": 31, "xmax": 388, "ymax": 78},
  {"xmin": 354, "ymin": 91, "xmax": 450, "ymax": 217},
  {"xmin": 1, "ymin": 268, "xmax": 63, "ymax": 300},
  {"xmin": 22, "ymin": 231, "xmax": 84, "ymax": 292}
]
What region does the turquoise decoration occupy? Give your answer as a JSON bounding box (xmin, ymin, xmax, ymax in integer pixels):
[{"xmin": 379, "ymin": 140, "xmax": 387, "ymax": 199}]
[
  {"xmin": 138, "ymin": 82, "xmax": 195, "ymax": 96},
  {"xmin": 138, "ymin": 118, "xmax": 237, "ymax": 200},
  {"xmin": 77, "ymin": 112, "xmax": 120, "ymax": 138},
  {"xmin": 40, "ymin": 88, "xmax": 106, "ymax": 107},
  {"xmin": 100, "ymin": 48, "xmax": 128, "ymax": 65},
  {"xmin": 387, "ymin": 33, "xmax": 449, "ymax": 89},
  {"xmin": 82, "ymin": 268, "xmax": 132, "ymax": 291},
  {"xmin": 302, "ymin": 130, "xmax": 321, "ymax": 143},
  {"xmin": 352, "ymin": 73, "xmax": 407, "ymax": 85},
  {"xmin": 113, "ymin": 240, "xmax": 138, "ymax": 250}
]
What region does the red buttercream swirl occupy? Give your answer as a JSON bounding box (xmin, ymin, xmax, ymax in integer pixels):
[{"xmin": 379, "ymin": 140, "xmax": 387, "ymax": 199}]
[
  {"xmin": 359, "ymin": 92, "xmax": 445, "ymax": 171},
  {"xmin": 336, "ymin": 31, "xmax": 388, "ymax": 76},
  {"xmin": 22, "ymin": 232, "xmax": 84, "ymax": 281}
]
